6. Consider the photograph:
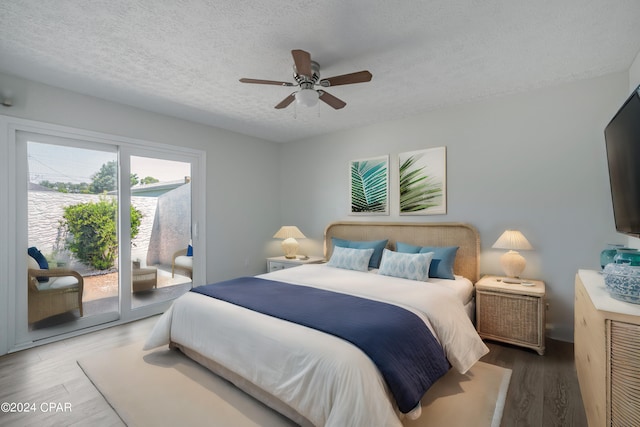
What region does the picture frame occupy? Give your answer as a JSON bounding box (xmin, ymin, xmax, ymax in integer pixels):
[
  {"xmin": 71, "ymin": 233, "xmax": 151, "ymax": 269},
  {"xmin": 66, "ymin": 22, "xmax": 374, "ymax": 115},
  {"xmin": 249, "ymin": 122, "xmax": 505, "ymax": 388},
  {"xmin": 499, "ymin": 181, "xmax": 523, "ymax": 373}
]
[
  {"xmin": 349, "ymin": 155, "xmax": 389, "ymax": 215},
  {"xmin": 399, "ymin": 147, "xmax": 446, "ymax": 215}
]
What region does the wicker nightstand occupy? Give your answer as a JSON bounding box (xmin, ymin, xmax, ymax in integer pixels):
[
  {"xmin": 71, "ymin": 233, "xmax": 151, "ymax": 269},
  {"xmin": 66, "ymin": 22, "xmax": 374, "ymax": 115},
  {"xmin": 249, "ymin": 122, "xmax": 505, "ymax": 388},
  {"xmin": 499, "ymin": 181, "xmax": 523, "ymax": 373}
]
[{"xmin": 475, "ymin": 275, "xmax": 546, "ymax": 355}]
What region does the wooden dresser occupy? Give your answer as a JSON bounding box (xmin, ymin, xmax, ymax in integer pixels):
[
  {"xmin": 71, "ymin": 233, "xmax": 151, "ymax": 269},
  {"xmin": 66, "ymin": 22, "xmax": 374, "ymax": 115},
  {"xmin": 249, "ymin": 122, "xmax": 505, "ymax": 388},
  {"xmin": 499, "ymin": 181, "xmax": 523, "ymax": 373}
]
[{"xmin": 575, "ymin": 269, "xmax": 640, "ymax": 427}]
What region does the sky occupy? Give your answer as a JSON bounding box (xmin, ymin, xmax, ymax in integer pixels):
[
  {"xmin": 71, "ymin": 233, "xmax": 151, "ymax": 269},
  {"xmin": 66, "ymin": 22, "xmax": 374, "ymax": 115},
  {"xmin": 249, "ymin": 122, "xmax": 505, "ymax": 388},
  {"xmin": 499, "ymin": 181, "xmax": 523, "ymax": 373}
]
[{"xmin": 27, "ymin": 142, "xmax": 191, "ymax": 184}]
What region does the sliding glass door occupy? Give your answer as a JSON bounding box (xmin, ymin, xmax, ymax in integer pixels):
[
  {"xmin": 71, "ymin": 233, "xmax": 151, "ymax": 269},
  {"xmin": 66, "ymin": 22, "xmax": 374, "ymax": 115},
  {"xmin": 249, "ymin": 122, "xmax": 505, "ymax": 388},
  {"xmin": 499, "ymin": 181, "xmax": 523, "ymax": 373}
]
[
  {"xmin": 13, "ymin": 128, "xmax": 202, "ymax": 346},
  {"xmin": 126, "ymin": 153, "xmax": 193, "ymax": 312}
]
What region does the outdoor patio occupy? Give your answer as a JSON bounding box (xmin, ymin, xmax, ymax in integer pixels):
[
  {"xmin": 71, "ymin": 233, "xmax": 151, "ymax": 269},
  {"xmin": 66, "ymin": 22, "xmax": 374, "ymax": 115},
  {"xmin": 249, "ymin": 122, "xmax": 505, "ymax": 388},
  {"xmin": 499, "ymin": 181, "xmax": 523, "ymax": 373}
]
[
  {"xmin": 27, "ymin": 183, "xmax": 192, "ymax": 331},
  {"xmin": 82, "ymin": 264, "xmax": 188, "ymax": 302}
]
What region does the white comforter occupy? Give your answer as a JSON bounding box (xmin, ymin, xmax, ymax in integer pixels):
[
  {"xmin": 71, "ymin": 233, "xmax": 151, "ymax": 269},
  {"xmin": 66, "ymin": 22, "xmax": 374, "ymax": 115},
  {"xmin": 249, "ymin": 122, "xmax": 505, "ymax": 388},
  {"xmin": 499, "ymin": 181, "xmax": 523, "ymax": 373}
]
[{"xmin": 145, "ymin": 264, "xmax": 489, "ymax": 427}]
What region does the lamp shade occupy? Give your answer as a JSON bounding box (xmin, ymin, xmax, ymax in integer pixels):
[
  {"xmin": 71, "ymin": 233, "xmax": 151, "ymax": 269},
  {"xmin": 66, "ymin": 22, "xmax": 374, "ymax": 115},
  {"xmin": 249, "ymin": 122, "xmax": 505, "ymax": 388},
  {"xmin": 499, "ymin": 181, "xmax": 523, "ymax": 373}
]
[
  {"xmin": 273, "ymin": 226, "xmax": 306, "ymax": 259},
  {"xmin": 492, "ymin": 230, "xmax": 533, "ymax": 278},
  {"xmin": 492, "ymin": 230, "xmax": 533, "ymax": 250},
  {"xmin": 295, "ymin": 89, "xmax": 319, "ymax": 107},
  {"xmin": 273, "ymin": 226, "xmax": 306, "ymax": 240}
]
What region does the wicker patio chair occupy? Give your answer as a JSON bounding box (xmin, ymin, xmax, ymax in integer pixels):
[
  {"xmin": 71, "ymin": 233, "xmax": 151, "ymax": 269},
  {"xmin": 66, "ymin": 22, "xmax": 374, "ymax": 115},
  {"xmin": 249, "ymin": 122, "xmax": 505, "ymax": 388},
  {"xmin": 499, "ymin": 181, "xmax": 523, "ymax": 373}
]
[
  {"xmin": 171, "ymin": 248, "xmax": 193, "ymax": 279},
  {"xmin": 27, "ymin": 254, "xmax": 84, "ymax": 324}
]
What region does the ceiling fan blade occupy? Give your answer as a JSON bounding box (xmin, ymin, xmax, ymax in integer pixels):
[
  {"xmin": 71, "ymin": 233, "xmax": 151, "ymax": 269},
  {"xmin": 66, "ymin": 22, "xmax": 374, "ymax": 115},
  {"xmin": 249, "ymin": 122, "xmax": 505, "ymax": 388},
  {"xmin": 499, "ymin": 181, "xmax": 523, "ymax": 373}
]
[
  {"xmin": 318, "ymin": 91, "xmax": 346, "ymax": 110},
  {"xmin": 292, "ymin": 49, "xmax": 312, "ymax": 77},
  {"xmin": 240, "ymin": 78, "xmax": 294, "ymax": 87},
  {"xmin": 275, "ymin": 93, "xmax": 296, "ymax": 109},
  {"xmin": 319, "ymin": 70, "xmax": 372, "ymax": 87}
]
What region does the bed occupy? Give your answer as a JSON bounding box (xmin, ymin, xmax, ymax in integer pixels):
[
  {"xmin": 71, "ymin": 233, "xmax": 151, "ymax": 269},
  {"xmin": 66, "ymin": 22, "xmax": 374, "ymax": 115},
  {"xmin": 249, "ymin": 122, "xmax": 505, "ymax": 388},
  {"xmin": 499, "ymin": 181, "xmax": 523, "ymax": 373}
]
[{"xmin": 145, "ymin": 221, "xmax": 488, "ymax": 426}]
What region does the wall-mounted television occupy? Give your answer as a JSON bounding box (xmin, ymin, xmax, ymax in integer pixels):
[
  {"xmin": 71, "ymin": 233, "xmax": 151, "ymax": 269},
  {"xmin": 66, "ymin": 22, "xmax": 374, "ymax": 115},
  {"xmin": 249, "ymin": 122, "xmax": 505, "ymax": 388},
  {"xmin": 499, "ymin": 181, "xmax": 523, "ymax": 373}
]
[{"xmin": 604, "ymin": 85, "xmax": 640, "ymax": 238}]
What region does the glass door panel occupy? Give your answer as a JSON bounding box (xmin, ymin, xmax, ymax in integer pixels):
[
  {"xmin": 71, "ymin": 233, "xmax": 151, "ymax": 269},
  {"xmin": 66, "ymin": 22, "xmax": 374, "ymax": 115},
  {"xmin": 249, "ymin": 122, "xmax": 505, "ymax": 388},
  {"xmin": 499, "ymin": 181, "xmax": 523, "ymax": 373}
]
[
  {"xmin": 128, "ymin": 155, "xmax": 192, "ymax": 310},
  {"xmin": 23, "ymin": 137, "xmax": 120, "ymax": 340}
]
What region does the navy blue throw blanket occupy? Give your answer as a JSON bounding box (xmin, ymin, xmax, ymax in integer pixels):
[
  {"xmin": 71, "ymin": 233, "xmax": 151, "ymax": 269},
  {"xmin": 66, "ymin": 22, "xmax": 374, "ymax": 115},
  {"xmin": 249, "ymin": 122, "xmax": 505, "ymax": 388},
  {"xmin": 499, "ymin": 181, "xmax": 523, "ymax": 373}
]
[{"xmin": 191, "ymin": 277, "xmax": 449, "ymax": 413}]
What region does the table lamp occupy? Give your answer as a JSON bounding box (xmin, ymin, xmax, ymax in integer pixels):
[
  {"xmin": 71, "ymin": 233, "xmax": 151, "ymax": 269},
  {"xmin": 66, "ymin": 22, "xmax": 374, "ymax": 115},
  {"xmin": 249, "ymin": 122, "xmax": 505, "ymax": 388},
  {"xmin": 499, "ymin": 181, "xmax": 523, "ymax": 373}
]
[
  {"xmin": 273, "ymin": 226, "xmax": 306, "ymax": 259},
  {"xmin": 492, "ymin": 229, "xmax": 533, "ymax": 278}
]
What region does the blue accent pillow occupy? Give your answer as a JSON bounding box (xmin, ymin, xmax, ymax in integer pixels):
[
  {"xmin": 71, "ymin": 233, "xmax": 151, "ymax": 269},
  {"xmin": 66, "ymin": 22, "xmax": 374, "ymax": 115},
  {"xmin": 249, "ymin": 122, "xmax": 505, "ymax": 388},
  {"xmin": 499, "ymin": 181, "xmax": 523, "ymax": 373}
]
[
  {"xmin": 378, "ymin": 249, "xmax": 433, "ymax": 281},
  {"xmin": 332, "ymin": 237, "xmax": 388, "ymax": 268},
  {"xmin": 187, "ymin": 244, "xmax": 193, "ymax": 257},
  {"xmin": 395, "ymin": 242, "xmax": 459, "ymax": 280},
  {"xmin": 326, "ymin": 246, "xmax": 374, "ymax": 272},
  {"xmin": 28, "ymin": 246, "xmax": 49, "ymax": 282}
]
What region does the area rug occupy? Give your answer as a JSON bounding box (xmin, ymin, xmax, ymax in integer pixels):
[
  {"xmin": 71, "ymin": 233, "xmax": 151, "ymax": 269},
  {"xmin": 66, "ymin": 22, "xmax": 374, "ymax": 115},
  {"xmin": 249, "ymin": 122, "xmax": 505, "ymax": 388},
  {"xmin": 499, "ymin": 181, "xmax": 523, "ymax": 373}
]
[{"xmin": 78, "ymin": 343, "xmax": 511, "ymax": 427}]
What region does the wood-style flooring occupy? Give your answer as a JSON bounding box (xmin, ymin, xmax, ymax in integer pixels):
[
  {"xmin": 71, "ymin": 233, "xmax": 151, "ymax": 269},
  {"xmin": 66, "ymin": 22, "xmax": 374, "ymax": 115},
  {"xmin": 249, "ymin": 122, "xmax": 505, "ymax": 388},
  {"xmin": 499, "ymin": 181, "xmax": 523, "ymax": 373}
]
[
  {"xmin": 0, "ymin": 317, "xmax": 587, "ymax": 427},
  {"xmin": 481, "ymin": 339, "xmax": 588, "ymax": 427}
]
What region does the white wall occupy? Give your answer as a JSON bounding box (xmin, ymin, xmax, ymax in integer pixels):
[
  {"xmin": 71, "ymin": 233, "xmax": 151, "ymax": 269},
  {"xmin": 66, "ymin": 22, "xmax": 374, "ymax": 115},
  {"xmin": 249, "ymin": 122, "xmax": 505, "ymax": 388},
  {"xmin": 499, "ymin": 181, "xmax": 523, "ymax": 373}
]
[
  {"xmin": 278, "ymin": 72, "xmax": 629, "ymax": 341},
  {"xmin": 0, "ymin": 71, "xmax": 282, "ymax": 281},
  {"xmin": 629, "ymin": 49, "xmax": 640, "ymax": 91}
]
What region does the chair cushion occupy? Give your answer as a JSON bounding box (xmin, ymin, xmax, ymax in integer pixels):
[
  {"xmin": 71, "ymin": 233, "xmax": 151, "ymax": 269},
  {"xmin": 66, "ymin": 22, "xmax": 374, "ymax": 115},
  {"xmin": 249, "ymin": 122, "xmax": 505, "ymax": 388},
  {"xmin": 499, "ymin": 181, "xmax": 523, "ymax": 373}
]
[
  {"xmin": 50, "ymin": 276, "xmax": 80, "ymax": 289},
  {"xmin": 175, "ymin": 256, "xmax": 193, "ymax": 269},
  {"xmin": 37, "ymin": 276, "xmax": 79, "ymax": 291}
]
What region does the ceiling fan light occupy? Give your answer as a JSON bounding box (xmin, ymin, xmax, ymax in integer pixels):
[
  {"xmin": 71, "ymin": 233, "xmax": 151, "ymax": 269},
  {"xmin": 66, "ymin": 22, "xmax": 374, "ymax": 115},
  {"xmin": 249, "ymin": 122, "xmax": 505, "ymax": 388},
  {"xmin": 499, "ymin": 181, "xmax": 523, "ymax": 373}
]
[{"xmin": 295, "ymin": 89, "xmax": 319, "ymax": 107}]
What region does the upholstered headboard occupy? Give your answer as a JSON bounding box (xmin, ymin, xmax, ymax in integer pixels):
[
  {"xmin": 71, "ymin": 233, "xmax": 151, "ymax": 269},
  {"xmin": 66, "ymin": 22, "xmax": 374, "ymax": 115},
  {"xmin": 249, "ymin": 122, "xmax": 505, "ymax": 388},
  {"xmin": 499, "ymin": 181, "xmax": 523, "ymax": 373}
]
[{"xmin": 324, "ymin": 221, "xmax": 480, "ymax": 283}]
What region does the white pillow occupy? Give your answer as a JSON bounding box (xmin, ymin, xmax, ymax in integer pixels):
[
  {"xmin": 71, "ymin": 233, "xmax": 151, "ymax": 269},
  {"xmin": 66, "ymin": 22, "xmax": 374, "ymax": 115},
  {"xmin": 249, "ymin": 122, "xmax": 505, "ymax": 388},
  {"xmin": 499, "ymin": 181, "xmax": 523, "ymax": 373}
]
[
  {"xmin": 327, "ymin": 246, "xmax": 374, "ymax": 272},
  {"xmin": 27, "ymin": 255, "xmax": 40, "ymax": 270},
  {"xmin": 378, "ymin": 249, "xmax": 434, "ymax": 281}
]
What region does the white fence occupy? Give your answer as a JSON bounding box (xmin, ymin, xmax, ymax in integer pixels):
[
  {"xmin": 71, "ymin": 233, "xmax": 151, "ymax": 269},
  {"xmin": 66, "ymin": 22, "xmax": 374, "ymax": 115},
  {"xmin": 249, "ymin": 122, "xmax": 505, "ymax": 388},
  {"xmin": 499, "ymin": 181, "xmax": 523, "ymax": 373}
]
[{"xmin": 28, "ymin": 191, "xmax": 158, "ymax": 269}]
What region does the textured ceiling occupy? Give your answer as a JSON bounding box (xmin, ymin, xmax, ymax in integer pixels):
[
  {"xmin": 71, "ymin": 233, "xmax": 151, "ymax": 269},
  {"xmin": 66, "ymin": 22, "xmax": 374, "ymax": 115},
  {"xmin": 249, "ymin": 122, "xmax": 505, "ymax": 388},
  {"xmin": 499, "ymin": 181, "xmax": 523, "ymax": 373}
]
[{"xmin": 1, "ymin": 0, "xmax": 639, "ymax": 143}]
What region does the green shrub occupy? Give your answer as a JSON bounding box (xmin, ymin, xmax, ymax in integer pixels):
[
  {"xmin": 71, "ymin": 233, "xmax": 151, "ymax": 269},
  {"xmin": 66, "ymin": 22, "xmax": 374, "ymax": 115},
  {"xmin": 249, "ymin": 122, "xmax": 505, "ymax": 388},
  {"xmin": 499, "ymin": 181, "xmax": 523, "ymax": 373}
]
[{"xmin": 60, "ymin": 197, "xmax": 142, "ymax": 270}]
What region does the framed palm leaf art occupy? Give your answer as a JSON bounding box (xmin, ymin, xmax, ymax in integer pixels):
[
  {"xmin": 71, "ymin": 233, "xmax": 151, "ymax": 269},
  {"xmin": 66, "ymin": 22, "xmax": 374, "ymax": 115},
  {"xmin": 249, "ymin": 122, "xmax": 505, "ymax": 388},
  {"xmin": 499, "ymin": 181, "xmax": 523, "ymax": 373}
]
[
  {"xmin": 399, "ymin": 147, "xmax": 446, "ymax": 215},
  {"xmin": 350, "ymin": 155, "xmax": 389, "ymax": 215}
]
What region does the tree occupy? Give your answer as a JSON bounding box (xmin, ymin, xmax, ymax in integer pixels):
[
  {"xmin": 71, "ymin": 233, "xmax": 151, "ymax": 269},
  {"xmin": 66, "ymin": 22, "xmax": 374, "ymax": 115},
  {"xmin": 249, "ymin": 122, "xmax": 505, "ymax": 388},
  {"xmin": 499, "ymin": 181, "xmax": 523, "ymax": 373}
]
[
  {"xmin": 60, "ymin": 197, "xmax": 143, "ymax": 270},
  {"xmin": 37, "ymin": 180, "xmax": 91, "ymax": 193},
  {"xmin": 89, "ymin": 161, "xmax": 159, "ymax": 193},
  {"xmin": 90, "ymin": 161, "xmax": 117, "ymax": 194},
  {"xmin": 140, "ymin": 176, "xmax": 159, "ymax": 185}
]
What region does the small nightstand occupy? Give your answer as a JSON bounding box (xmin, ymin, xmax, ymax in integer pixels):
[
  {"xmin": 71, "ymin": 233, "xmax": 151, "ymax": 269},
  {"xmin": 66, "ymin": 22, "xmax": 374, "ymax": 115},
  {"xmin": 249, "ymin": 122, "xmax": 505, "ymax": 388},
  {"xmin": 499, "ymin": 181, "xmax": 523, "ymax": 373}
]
[
  {"xmin": 266, "ymin": 256, "xmax": 324, "ymax": 272},
  {"xmin": 475, "ymin": 275, "xmax": 546, "ymax": 355}
]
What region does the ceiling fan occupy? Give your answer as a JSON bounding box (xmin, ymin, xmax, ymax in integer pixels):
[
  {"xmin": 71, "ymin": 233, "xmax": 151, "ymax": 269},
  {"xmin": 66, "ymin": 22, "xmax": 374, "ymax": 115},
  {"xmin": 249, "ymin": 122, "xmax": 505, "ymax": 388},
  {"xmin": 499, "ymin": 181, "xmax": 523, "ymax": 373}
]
[{"xmin": 239, "ymin": 49, "xmax": 372, "ymax": 110}]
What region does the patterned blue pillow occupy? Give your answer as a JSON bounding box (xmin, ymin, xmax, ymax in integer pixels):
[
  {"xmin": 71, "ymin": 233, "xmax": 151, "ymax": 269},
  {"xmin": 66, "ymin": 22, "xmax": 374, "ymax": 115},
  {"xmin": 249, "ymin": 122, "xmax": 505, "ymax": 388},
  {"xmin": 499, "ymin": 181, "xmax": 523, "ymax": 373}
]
[
  {"xmin": 395, "ymin": 243, "xmax": 459, "ymax": 280},
  {"xmin": 327, "ymin": 246, "xmax": 374, "ymax": 272},
  {"xmin": 378, "ymin": 249, "xmax": 433, "ymax": 281},
  {"xmin": 331, "ymin": 237, "xmax": 388, "ymax": 268}
]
